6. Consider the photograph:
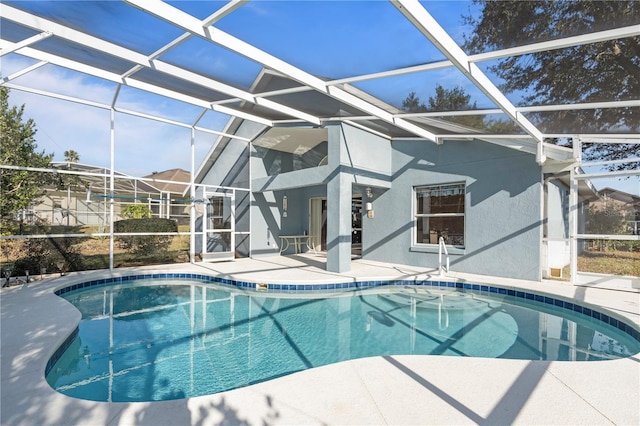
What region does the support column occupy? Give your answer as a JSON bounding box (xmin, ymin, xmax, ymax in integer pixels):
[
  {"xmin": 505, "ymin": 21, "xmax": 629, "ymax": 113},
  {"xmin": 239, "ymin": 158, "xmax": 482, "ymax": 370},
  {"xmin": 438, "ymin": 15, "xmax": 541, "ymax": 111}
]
[
  {"xmin": 569, "ymin": 137, "xmax": 581, "ymax": 285},
  {"xmin": 109, "ymin": 108, "xmax": 115, "ymax": 271},
  {"xmin": 189, "ymin": 127, "xmax": 196, "ymax": 264},
  {"xmin": 326, "ymin": 172, "xmax": 352, "ymax": 273},
  {"xmin": 326, "ymin": 124, "xmax": 352, "ymax": 273}
]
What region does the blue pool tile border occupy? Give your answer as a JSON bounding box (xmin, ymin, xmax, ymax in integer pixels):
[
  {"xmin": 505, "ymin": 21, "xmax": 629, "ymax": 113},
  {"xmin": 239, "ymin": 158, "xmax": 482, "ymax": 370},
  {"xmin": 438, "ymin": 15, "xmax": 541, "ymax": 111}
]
[
  {"xmin": 54, "ymin": 273, "xmax": 640, "ymax": 344},
  {"xmin": 45, "ymin": 327, "xmax": 78, "ymax": 376}
]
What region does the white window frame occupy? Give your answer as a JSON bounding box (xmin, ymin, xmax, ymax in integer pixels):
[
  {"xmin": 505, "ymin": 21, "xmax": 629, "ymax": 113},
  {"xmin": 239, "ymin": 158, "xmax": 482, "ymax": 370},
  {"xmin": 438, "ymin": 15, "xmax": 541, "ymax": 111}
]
[{"xmin": 413, "ymin": 182, "xmax": 466, "ymax": 248}]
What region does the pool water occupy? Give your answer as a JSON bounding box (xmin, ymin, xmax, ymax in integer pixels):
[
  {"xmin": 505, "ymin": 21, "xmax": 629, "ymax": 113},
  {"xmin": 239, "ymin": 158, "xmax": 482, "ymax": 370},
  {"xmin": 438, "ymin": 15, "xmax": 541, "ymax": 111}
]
[{"xmin": 47, "ymin": 282, "xmax": 640, "ymax": 402}]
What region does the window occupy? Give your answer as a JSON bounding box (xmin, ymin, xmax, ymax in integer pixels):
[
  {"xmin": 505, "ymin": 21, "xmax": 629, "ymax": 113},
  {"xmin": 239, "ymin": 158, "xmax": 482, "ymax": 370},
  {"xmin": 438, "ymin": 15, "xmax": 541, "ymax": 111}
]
[{"xmin": 415, "ymin": 183, "xmax": 465, "ymax": 247}]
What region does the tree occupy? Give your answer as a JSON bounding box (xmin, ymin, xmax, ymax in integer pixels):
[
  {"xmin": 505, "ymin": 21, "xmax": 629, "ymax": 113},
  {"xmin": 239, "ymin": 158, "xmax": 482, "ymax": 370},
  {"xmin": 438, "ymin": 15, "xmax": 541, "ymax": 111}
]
[
  {"xmin": 427, "ymin": 84, "xmax": 485, "ymax": 129},
  {"xmin": 0, "ymin": 86, "xmax": 53, "ymax": 227},
  {"xmin": 402, "ymin": 91, "xmax": 427, "ymax": 113},
  {"xmin": 427, "ymin": 85, "xmax": 477, "ymax": 111},
  {"xmin": 587, "ymin": 204, "xmax": 626, "ymax": 251},
  {"xmin": 463, "ymin": 0, "xmax": 640, "ymax": 169},
  {"xmin": 64, "ymin": 150, "xmax": 80, "ymax": 163},
  {"xmin": 402, "ymin": 84, "xmax": 515, "ymax": 131}
]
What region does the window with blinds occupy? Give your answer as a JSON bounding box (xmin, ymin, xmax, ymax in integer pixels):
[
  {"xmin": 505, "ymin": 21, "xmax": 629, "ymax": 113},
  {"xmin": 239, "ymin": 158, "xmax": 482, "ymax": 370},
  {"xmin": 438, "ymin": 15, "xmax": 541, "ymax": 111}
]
[{"xmin": 414, "ymin": 183, "xmax": 465, "ymax": 247}]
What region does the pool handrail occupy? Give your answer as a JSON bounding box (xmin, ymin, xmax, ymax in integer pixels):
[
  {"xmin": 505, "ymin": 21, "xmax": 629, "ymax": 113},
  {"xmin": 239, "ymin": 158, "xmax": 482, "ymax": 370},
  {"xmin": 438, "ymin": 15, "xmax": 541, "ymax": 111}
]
[{"xmin": 438, "ymin": 236, "xmax": 449, "ymax": 277}]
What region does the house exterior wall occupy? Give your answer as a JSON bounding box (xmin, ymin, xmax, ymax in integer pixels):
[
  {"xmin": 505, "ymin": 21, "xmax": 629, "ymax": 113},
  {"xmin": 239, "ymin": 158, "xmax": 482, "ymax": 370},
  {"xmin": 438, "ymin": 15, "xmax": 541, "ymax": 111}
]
[
  {"xmin": 339, "ymin": 124, "xmax": 392, "ymax": 179},
  {"xmin": 29, "ymin": 191, "xmax": 114, "ymax": 227},
  {"xmin": 246, "ymin": 124, "xmax": 393, "ymax": 269},
  {"xmin": 545, "ymin": 180, "xmax": 570, "ymax": 273},
  {"xmin": 546, "ymin": 180, "xmax": 569, "ymax": 240},
  {"xmin": 363, "ymin": 137, "xmax": 543, "ymax": 281},
  {"xmin": 250, "ymin": 166, "xmax": 330, "ymax": 257},
  {"xmin": 200, "ymin": 139, "xmax": 251, "ymax": 189},
  {"xmin": 198, "ymin": 120, "xmax": 546, "ymax": 280},
  {"xmin": 326, "ymin": 124, "xmax": 392, "ymax": 272}
]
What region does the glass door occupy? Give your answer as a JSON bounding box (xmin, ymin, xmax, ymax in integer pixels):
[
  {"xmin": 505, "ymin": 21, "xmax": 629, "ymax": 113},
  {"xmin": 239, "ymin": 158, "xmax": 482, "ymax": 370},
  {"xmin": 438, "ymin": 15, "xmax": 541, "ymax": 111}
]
[
  {"xmin": 308, "ymin": 196, "xmax": 362, "ymax": 256},
  {"xmin": 351, "ymin": 197, "xmax": 362, "ymax": 257}
]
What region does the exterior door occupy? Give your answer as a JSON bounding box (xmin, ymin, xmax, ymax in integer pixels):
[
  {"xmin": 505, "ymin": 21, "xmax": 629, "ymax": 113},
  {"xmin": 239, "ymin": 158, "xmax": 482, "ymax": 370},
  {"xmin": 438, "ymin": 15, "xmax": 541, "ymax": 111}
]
[
  {"xmin": 309, "ymin": 196, "xmax": 362, "ymax": 256},
  {"xmin": 351, "ymin": 197, "xmax": 362, "ymax": 257},
  {"xmin": 202, "ymin": 192, "xmax": 235, "ymax": 261}
]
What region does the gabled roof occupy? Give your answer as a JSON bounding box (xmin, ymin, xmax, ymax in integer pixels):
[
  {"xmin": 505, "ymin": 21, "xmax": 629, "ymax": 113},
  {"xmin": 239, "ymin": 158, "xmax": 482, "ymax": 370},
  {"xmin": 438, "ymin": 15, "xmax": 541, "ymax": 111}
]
[
  {"xmin": 598, "ymin": 187, "xmax": 640, "ymax": 205},
  {"xmin": 143, "ymin": 168, "xmax": 190, "ymax": 194}
]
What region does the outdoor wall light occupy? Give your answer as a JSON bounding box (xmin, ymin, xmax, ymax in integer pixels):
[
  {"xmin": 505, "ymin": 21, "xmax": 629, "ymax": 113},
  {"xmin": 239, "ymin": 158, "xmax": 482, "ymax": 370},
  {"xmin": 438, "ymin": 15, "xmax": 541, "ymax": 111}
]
[
  {"xmin": 365, "ymin": 187, "xmax": 374, "ymax": 217},
  {"xmin": 85, "ymin": 185, "xmax": 92, "ymax": 203},
  {"xmin": 282, "ymin": 195, "xmax": 288, "ymax": 218},
  {"xmin": 365, "ymin": 187, "xmax": 373, "ymax": 199}
]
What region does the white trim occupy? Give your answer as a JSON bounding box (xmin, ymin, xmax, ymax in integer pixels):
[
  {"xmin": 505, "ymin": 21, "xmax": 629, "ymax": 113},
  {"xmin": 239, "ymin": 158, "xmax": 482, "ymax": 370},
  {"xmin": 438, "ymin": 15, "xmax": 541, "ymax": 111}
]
[
  {"xmin": 328, "ymin": 24, "xmax": 640, "ymax": 86},
  {"xmin": 0, "ymin": 4, "xmax": 318, "ymax": 125},
  {"xmin": 126, "ymin": 0, "xmax": 441, "ymax": 142},
  {"xmin": 0, "ymin": 30, "xmax": 52, "ymax": 56},
  {"xmin": 392, "ymin": 0, "xmax": 544, "ymax": 144},
  {"xmin": 2, "ymin": 83, "xmax": 252, "ymax": 141},
  {"xmin": 2, "ymin": 60, "xmax": 49, "ymax": 83},
  {"xmin": 413, "ymin": 182, "xmax": 466, "ymax": 248},
  {"xmin": 581, "ymin": 158, "xmax": 640, "ymax": 167},
  {"xmin": 576, "ymin": 234, "xmax": 640, "ymax": 241},
  {"xmin": 575, "ymin": 170, "xmax": 640, "ymax": 179}
]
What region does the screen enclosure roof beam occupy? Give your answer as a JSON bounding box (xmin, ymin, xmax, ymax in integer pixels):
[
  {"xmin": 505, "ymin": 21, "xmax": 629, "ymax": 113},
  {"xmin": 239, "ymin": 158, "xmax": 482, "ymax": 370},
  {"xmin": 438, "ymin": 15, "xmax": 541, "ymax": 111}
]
[
  {"xmin": 0, "ymin": 3, "xmax": 320, "ymax": 126},
  {"xmin": 124, "ymin": 0, "xmax": 440, "ymax": 143},
  {"xmin": 391, "ymin": 0, "xmax": 545, "ymax": 145}
]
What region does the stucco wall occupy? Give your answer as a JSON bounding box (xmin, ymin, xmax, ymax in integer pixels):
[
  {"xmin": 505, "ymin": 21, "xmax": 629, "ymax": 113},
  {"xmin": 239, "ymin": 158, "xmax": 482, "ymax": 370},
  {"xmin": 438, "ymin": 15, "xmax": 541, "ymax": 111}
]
[
  {"xmin": 339, "ymin": 124, "xmax": 392, "ymax": 178},
  {"xmin": 250, "ymin": 185, "xmax": 328, "ymax": 257},
  {"xmin": 200, "ymin": 138, "xmax": 250, "ymax": 189},
  {"xmin": 545, "ymin": 180, "xmax": 570, "ymax": 271},
  {"xmin": 199, "ymin": 119, "xmax": 545, "ymax": 280},
  {"xmin": 546, "ymin": 180, "xmax": 569, "ymax": 239},
  {"xmin": 363, "ymin": 138, "xmax": 543, "ymax": 281}
]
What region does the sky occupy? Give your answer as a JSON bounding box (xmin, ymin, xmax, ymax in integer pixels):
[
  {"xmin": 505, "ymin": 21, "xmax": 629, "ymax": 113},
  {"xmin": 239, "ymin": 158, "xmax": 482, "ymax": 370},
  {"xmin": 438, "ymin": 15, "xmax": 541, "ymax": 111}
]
[{"xmin": 2, "ymin": 0, "xmax": 638, "ymax": 195}]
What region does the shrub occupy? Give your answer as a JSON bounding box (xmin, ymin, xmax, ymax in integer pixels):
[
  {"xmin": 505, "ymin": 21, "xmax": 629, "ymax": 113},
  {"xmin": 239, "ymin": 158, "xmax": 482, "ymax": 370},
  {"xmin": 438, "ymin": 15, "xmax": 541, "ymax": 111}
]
[
  {"xmin": 114, "ymin": 218, "xmax": 177, "ymax": 255},
  {"xmin": 11, "ymin": 225, "xmax": 86, "ymax": 275},
  {"xmin": 121, "ymin": 204, "xmax": 152, "ymax": 219},
  {"xmin": 619, "ymin": 240, "xmax": 640, "ymax": 252}
]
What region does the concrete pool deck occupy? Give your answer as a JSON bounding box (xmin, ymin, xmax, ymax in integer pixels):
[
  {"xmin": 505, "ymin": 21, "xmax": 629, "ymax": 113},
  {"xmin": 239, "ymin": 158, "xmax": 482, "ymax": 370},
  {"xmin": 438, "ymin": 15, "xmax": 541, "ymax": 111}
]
[{"xmin": 1, "ymin": 255, "xmax": 639, "ymax": 426}]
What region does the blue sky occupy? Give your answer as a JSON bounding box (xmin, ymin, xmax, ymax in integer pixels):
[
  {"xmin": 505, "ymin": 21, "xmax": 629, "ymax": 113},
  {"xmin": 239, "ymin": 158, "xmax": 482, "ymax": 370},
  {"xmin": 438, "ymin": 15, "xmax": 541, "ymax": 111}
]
[{"xmin": 3, "ymin": 0, "xmax": 638, "ymax": 194}]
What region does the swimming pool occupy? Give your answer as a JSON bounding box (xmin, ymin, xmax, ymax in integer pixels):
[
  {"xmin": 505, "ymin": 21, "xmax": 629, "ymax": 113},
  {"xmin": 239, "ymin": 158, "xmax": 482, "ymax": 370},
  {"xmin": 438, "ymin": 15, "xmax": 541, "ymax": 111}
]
[{"xmin": 46, "ymin": 275, "xmax": 640, "ymax": 402}]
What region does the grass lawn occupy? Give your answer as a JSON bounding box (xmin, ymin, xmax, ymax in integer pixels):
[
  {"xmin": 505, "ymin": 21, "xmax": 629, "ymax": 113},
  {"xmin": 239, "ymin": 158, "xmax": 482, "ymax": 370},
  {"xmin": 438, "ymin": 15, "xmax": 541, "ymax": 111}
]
[
  {"xmin": 5, "ymin": 230, "xmax": 636, "ymax": 277},
  {"xmin": 577, "ymin": 250, "xmax": 640, "ymax": 277},
  {"xmin": 3, "ymin": 233, "xmax": 191, "ymax": 274},
  {"xmin": 78, "ymin": 233, "xmax": 191, "ymax": 269}
]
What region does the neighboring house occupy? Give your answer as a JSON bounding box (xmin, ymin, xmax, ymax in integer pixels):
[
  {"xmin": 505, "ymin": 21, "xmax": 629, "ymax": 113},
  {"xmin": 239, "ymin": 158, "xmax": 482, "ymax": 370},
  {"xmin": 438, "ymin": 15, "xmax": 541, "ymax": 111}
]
[
  {"xmin": 21, "ymin": 162, "xmax": 179, "ymax": 227},
  {"xmin": 590, "ymin": 187, "xmax": 640, "ymax": 235},
  {"xmin": 143, "ymin": 169, "xmax": 191, "ymax": 224},
  {"xmin": 194, "ymin": 70, "xmax": 580, "ymax": 281}
]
